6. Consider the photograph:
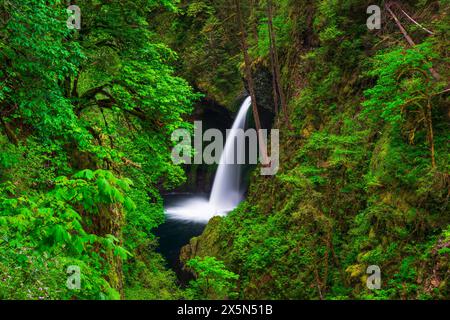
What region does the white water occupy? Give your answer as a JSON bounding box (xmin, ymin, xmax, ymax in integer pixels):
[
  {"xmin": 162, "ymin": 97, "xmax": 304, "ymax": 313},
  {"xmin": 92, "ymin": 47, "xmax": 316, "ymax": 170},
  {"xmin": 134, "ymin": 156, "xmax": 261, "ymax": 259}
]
[
  {"xmin": 209, "ymin": 96, "xmax": 251, "ymax": 211},
  {"xmin": 165, "ymin": 97, "xmax": 251, "ymax": 223}
]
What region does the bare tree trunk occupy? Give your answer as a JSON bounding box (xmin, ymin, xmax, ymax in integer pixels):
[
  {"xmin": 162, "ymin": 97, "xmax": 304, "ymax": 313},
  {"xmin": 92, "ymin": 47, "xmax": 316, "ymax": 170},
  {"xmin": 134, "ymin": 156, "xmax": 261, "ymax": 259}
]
[
  {"xmin": 385, "ymin": 3, "xmax": 441, "ymax": 81},
  {"xmin": 426, "ymin": 98, "xmax": 436, "ymax": 168},
  {"xmin": 391, "ymin": 3, "xmax": 433, "ymax": 35},
  {"xmin": 314, "ymin": 268, "xmax": 324, "ymax": 300},
  {"xmin": 250, "ymin": 0, "xmax": 259, "ymax": 43},
  {"xmin": 234, "ymin": 0, "xmax": 269, "ymax": 166},
  {"xmin": 271, "ymin": 59, "xmax": 279, "ymax": 116},
  {"xmin": 268, "ymin": 0, "xmax": 279, "ymax": 116},
  {"xmin": 0, "ymin": 116, "xmax": 18, "ymax": 145},
  {"xmin": 267, "ymin": 0, "xmax": 292, "ymax": 129}
]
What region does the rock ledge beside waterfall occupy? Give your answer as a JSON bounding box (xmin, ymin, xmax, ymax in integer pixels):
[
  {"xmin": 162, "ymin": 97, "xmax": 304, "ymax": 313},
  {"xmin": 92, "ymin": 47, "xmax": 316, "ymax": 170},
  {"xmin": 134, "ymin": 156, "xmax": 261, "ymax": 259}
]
[{"xmin": 179, "ymin": 216, "xmax": 225, "ymax": 270}]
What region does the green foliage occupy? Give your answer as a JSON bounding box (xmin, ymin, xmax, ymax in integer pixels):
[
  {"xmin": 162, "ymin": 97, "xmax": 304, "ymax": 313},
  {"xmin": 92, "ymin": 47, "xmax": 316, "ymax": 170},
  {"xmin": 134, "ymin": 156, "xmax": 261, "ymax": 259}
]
[
  {"xmin": 186, "ymin": 256, "xmax": 239, "ymax": 299},
  {"xmin": 124, "ymin": 248, "xmax": 183, "ymax": 300},
  {"xmin": 362, "ymin": 41, "xmax": 444, "ymax": 125},
  {"xmin": 0, "ymin": 170, "xmax": 134, "ymax": 299},
  {"xmin": 0, "ymin": 0, "xmax": 196, "ymax": 299},
  {"xmin": 0, "ymin": 0, "xmax": 86, "ymax": 142},
  {"xmin": 151, "ymin": 0, "xmax": 243, "ymax": 106}
]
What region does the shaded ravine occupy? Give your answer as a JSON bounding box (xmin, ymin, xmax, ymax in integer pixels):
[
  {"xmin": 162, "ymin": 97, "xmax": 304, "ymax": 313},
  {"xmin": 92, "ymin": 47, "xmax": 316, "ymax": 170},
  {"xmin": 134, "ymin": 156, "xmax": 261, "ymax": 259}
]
[{"xmin": 155, "ymin": 97, "xmax": 252, "ymax": 281}]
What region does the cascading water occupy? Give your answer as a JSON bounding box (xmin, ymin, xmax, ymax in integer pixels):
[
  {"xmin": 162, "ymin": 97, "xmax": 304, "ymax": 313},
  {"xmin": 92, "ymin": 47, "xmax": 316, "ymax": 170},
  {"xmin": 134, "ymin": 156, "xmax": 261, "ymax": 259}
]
[
  {"xmin": 209, "ymin": 96, "xmax": 251, "ymax": 212},
  {"xmin": 165, "ymin": 97, "xmax": 251, "ymax": 223}
]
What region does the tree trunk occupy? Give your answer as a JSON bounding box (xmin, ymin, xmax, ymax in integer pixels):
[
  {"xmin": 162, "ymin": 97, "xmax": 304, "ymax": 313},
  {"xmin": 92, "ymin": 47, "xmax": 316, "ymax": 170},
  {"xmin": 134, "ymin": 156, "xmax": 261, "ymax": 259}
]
[
  {"xmin": 267, "ymin": 2, "xmax": 279, "ymax": 116},
  {"xmin": 271, "ymin": 60, "xmax": 279, "ymax": 116},
  {"xmin": 250, "ymin": 0, "xmax": 259, "ymax": 43},
  {"xmin": 385, "ymin": 3, "xmax": 441, "ymax": 81},
  {"xmin": 267, "ymin": 0, "xmax": 292, "ymax": 129},
  {"xmin": 0, "ymin": 116, "xmax": 18, "ymax": 145},
  {"xmin": 426, "ymin": 98, "xmax": 436, "ymax": 168},
  {"xmin": 234, "ymin": 0, "xmax": 269, "ymax": 165}
]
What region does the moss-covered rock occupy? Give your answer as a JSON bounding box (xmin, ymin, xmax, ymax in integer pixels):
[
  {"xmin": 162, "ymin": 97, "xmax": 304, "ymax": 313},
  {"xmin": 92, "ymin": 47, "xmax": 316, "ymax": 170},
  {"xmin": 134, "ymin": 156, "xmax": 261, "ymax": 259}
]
[{"xmin": 180, "ymin": 216, "xmax": 224, "ymax": 268}]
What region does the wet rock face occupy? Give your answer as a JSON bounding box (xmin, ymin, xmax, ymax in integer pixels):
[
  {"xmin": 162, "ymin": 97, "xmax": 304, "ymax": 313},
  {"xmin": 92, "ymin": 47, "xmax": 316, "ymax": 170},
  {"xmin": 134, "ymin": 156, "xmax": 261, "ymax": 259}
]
[
  {"xmin": 243, "ymin": 64, "xmax": 276, "ymax": 130},
  {"xmin": 173, "ymin": 97, "xmax": 233, "ymax": 194},
  {"xmin": 252, "ymin": 65, "xmax": 275, "ymax": 113},
  {"xmin": 192, "ymin": 97, "xmax": 233, "ymax": 132}
]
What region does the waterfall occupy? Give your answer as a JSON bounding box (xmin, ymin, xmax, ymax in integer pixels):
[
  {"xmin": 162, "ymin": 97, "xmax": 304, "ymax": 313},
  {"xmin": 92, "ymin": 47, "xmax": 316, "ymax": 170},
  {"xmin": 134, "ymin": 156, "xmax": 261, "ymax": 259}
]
[
  {"xmin": 165, "ymin": 97, "xmax": 251, "ymax": 223},
  {"xmin": 209, "ymin": 96, "xmax": 251, "ymax": 213}
]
